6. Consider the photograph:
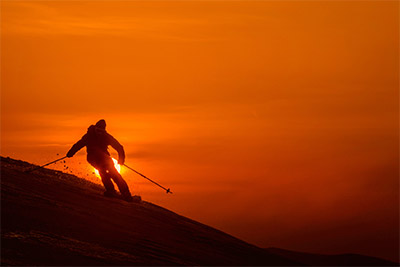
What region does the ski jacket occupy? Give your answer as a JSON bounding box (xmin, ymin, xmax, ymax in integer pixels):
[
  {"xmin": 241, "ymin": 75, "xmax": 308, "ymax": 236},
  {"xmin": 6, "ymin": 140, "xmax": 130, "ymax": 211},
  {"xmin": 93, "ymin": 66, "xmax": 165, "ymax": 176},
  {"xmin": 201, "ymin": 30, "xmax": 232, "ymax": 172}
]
[{"xmin": 67, "ymin": 125, "xmax": 125, "ymax": 165}]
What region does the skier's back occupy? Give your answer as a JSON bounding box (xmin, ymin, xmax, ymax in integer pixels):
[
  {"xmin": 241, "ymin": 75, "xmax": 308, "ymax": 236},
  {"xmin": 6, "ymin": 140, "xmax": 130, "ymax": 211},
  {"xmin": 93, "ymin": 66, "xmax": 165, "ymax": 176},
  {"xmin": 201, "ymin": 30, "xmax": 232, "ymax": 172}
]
[{"xmin": 67, "ymin": 119, "xmax": 133, "ymax": 201}]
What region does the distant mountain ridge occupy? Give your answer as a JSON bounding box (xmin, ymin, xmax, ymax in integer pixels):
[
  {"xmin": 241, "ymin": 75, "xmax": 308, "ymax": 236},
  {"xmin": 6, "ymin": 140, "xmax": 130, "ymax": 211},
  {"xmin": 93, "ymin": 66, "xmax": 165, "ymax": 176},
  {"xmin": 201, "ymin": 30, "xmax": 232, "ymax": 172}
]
[{"xmin": 1, "ymin": 156, "xmax": 397, "ymax": 266}]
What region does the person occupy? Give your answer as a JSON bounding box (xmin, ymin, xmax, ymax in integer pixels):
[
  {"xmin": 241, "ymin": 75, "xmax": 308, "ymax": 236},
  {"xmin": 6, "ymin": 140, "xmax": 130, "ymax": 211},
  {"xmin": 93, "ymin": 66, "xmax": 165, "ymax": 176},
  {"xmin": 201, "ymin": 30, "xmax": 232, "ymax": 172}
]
[{"xmin": 66, "ymin": 119, "xmax": 133, "ymax": 202}]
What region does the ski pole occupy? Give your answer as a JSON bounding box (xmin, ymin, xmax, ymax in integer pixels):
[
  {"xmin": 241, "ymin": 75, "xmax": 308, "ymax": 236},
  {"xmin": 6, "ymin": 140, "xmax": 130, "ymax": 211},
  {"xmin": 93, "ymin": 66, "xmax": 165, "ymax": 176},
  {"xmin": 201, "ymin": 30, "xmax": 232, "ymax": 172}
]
[
  {"xmin": 26, "ymin": 156, "xmax": 68, "ymax": 173},
  {"xmin": 123, "ymin": 164, "xmax": 172, "ymax": 194}
]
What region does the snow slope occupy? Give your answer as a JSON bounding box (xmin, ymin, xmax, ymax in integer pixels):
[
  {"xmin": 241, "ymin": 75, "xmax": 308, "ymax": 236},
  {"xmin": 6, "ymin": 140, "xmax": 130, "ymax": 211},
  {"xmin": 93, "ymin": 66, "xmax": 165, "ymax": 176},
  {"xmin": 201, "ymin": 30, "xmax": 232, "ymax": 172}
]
[{"xmin": 1, "ymin": 157, "xmax": 397, "ymax": 266}]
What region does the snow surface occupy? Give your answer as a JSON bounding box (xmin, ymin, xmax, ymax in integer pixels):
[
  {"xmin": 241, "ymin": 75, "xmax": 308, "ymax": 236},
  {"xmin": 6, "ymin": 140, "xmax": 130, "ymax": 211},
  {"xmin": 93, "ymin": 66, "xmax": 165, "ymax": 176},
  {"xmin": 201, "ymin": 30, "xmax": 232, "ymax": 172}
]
[{"xmin": 1, "ymin": 157, "xmax": 397, "ymax": 266}]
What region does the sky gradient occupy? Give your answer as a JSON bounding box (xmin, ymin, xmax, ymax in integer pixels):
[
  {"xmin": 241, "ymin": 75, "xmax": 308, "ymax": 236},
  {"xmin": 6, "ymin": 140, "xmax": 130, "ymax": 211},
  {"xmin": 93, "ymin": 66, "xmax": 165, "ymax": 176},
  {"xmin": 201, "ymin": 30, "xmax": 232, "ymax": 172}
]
[{"xmin": 1, "ymin": 0, "xmax": 399, "ymax": 262}]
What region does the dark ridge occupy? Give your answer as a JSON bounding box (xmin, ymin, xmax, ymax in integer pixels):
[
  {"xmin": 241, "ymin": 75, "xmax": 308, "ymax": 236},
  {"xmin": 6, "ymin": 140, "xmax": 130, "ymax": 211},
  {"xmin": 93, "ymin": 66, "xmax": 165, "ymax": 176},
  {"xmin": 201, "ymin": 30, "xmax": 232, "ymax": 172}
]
[
  {"xmin": 1, "ymin": 156, "xmax": 297, "ymax": 266},
  {"xmin": 1, "ymin": 156, "xmax": 397, "ymax": 266}
]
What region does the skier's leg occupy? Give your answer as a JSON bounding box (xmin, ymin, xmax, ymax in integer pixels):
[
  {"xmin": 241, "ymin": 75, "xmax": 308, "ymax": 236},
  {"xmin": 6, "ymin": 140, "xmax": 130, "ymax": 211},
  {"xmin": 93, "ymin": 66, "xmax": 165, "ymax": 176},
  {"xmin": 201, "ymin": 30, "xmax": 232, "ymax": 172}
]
[
  {"xmin": 109, "ymin": 168, "xmax": 132, "ymax": 198},
  {"xmin": 88, "ymin": 154, "xmax": 117, "ymax": 196},
  {"xmin": 99, "ymin": 169, "xmax": 116, "ymax": 195}
]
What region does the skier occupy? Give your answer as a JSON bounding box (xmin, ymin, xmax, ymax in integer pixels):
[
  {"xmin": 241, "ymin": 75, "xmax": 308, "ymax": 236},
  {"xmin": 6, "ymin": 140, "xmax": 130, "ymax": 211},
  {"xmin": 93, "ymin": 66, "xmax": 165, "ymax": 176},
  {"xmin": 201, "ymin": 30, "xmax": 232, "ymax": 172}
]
[{"xmin": 66, "ymin": 119, "xmax": 133, "ymax": 202}]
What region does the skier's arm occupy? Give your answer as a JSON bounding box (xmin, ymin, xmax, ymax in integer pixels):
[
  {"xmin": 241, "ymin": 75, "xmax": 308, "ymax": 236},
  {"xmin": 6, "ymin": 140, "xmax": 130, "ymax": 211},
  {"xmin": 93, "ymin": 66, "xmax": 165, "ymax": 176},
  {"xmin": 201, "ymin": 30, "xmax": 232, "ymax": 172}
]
[
  {"xmin": 108, "ymin": 135, "xmax": 125, "ymax": 165},
  {"xmin": 66, "ymin": 135, "xmax": 87, "ymax": 157}
]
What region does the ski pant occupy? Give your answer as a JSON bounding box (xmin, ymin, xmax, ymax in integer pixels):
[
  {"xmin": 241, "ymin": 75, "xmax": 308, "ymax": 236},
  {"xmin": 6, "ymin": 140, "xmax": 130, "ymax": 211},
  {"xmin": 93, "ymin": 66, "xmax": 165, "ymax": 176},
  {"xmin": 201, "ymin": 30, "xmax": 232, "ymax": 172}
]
[{"xmin": 87, "ymin": 154, "xmax": 132, "ymax": 197}]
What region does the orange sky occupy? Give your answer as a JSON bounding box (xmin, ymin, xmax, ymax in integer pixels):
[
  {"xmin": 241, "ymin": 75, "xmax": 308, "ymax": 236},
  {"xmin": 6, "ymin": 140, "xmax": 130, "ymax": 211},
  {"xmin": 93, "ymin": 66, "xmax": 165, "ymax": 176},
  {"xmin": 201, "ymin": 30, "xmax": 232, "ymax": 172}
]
[{"xmin": 1, "ymin": 0, "xmax": 399, "ymax": 262}]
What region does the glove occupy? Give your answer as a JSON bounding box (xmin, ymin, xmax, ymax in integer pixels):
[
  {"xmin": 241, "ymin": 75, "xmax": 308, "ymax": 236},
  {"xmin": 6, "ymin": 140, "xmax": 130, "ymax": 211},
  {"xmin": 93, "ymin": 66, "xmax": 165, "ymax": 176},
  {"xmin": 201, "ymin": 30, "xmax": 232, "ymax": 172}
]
[
  {"xmin": 118, "ymin": 158, "xmax": 125, "ymax": 165},
  {"xmin": 66, "ymin": 150, "xmax": 74, "ymax": 158}
]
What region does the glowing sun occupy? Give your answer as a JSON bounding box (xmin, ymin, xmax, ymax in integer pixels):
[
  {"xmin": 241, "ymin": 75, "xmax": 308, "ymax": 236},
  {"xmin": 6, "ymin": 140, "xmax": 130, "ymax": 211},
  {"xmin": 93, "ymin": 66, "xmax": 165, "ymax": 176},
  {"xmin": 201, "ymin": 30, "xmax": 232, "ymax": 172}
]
[{"xmin": 94, "ymin": 158, "xmax": 121, "ymax": 178}]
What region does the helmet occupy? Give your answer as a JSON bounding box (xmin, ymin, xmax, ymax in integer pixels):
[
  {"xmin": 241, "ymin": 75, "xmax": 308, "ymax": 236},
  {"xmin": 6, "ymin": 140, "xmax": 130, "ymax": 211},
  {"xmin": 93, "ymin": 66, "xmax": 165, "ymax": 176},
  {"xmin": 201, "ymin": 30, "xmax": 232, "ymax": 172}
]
[{"xmin": 95, "ymin": 119, "xmax": 106, "ymax": 130}]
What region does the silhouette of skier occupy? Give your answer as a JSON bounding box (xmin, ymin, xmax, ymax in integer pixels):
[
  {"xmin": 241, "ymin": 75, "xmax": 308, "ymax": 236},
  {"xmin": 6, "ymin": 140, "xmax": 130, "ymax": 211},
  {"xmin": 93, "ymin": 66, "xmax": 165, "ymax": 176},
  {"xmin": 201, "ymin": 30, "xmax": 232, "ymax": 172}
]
[{"xmin": 66, "ymin": 119, "xmax": 133, "ymax": 202}]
